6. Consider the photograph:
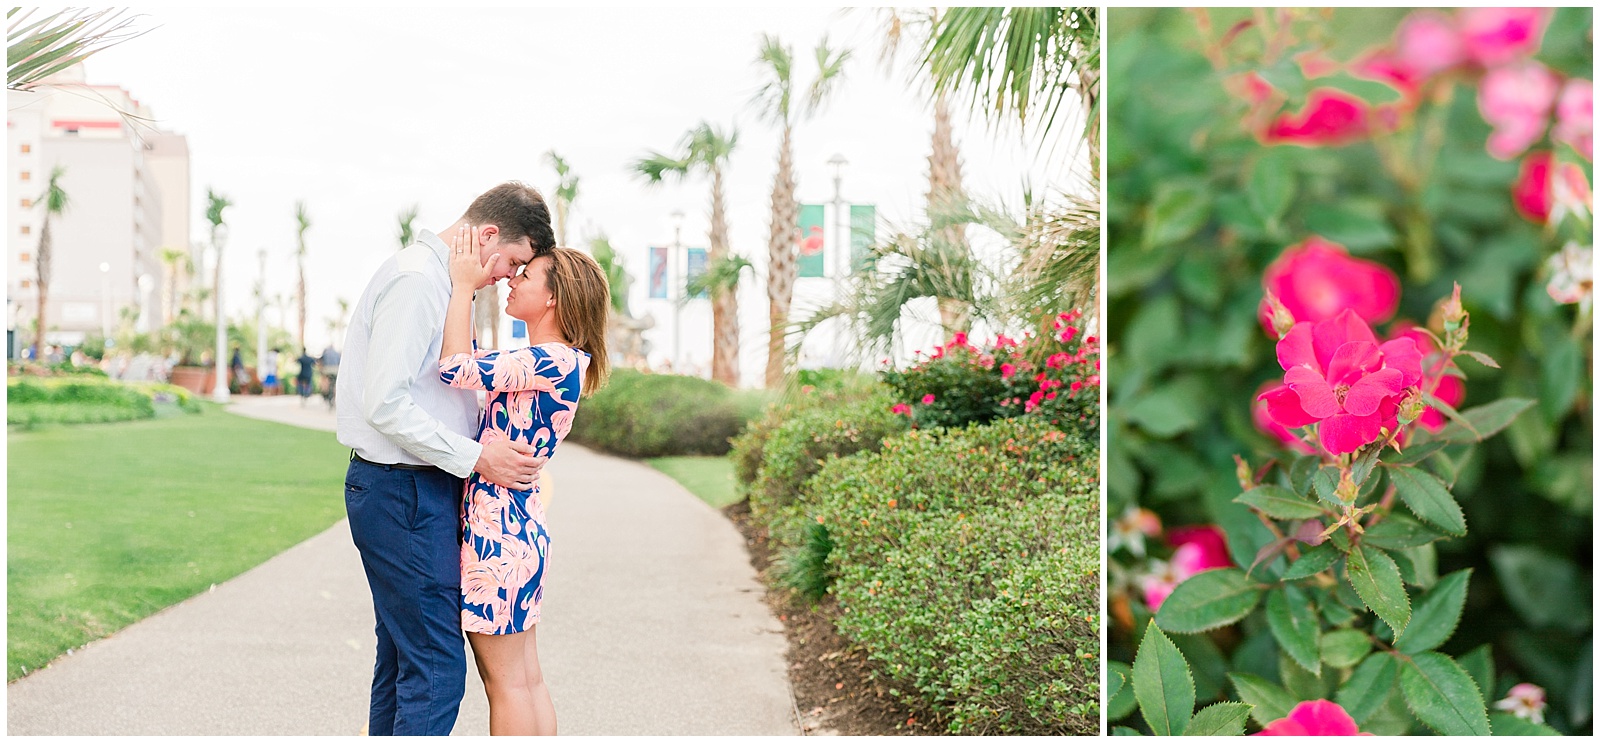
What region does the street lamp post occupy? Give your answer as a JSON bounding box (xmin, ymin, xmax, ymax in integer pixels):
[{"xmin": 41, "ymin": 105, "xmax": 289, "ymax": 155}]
[
  {"xmin": 670, "ymin": 209, "xmax": 685, "ymax": 372},
  {"xmin": 99, "ymin": 262, "xmax": 111, "ymax": 340},
  {"xmin": 827, "ymin": 153, "xmax": 849, "ymax": 367},
  {"xmin": 256, "ymin": 247, "xmax": 267, "ymax": 388},
  {"xmin": 212, "ymin": 224, "xmax": 229, "ymax": 403}
]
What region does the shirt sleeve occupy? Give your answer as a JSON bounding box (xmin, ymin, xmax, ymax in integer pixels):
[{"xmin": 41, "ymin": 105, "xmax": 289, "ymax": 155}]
[
  {"xmin": 360, "ymin": 272, "xmax": 483, "ymax": 477},
  {"xmin": 439, "ymin": 344, "xmax": 579, "ymax": 396}
]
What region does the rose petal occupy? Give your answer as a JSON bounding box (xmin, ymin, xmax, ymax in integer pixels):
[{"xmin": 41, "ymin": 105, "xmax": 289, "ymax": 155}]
[
  {"xmin": 1260, "ymin": 384, "xmax": 1323, "ymax": 428},
  {"xmin": 1319, "ymin": 411, "xmax": 1385, "ymax": 455},
  {"xmin": 1286, "ymin": 366, "xmax": 1341, "ymax": 419},
  {"xmin": 1277, "ymin": 322, "xmax": 1319, "ymax": 371},
  {"xmin": 1312, "ymin": 310, "xmax": 1378, "ymax": 370},
  {"xmin": 1326, "ymin": 341, "xmax": 1382, "ymax": 386},
  {"xmin": 1288, "ymin": 700, "xmax": 1364, "ymax": 736},
  {"xmin": 1343, "ymin": 368, "xmax": 1405, "ymax": 416},
  {"xmin": 1378, "ymin": 337, "xmax": 1424, "ymax": 387}
]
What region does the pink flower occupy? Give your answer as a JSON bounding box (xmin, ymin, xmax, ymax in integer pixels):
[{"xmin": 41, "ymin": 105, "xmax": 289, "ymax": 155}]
[
  {"xmin": 920, "ymin": 394, "xmax": 935, "ymax": 405},
  {"xmin": 1553, "ymin": 162, "xmax": 1593, "ymax": 225},
  {"xmin": 951, "ymin": 331, "xmax": 968, "ymax": 346},
  {"xmin": 1545, "ymin": 242, "xmax": 1594, "ymax": 308},
  {"xmin": 1554, "ymin": 78, "xmax": 1593, "ymax": 160},
  {"xmin": 1069, "ymin": 380, "xmax": 1083, "ymax": 394},
  {"xmin": 1262, "ymin": 310, "xmax": 1422, "ymax": 455},
  {"xmin": 1395, "ymin": 11, "xmax": 1466, "ymax": 79},
  {"xmin": 1000, "ymin": 363, "xmax": 1016, "ymax": 379},
  {"xmin": 1046, "ymin": 353, "xmax": 1070, "ymax": 370},
  {"xmin": 1512, "ymin": 151, "xmax": 1556, "ymax": 223},
  {"xmin": 1253, "ymin": 380, "xmax": 1318, "ymax": 454},
  {"xmin": 1389, "ymin": 324, "xmax": 1465, "ymax": 433},
  {"xmin": 1266, "ymin": 89, "xmax": 1371, "ymax": 147},
  {"xmin": 1255, "ymin": 700, "xmax": 1373, "ymax": 736},
  {"xmin": 1494, "ymin": 683, "xmax": 1548, "ymax": 725},
  {"xmin": 1142, "ymin": 525, "xmax": 1232, "ymax": 611},
  {"xmin": 1263, "ymin": 237, "xmax": 1401, "ymax": 326},
  {"xmin": 1110, "ymin": 506, "xmax": 1163, "ymax": 558},
  {"xmin": 890, "ymin": 403, "xmax": 911, "ymax": 416},
  {"xmin": 1459, "ymin": 7, "xmax": 1549, "ymax": 68},
  {"xmin": 1479, "ymin": 62, "xmax": 1560, "ymax": 160}
]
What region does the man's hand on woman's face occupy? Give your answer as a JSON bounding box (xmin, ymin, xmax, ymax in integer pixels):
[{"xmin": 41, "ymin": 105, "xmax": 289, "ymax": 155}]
[{"xmin": 449, "ymin": 224, "xmax": 498, "ymax": 292}]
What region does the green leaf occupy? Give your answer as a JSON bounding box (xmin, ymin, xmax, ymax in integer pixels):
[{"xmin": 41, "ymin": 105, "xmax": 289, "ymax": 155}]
[
  {"xmin": 1184, "ymin": 702, "xmax": 1252, "ymax": 736},
  {"xmin": 1489, "ymin": 545, "xmax": 1593, "ymax": 630},
  {"xmin": 1457, "ymin": 644, "xmax": 1495, "ymax": 706},
  {"xmin": 1156, "ymin": 569, "xmax": 1265, "ymax": 634},
  {"xmin": 1489, "ymin": 712, "xmax": 1561, "ymax": 735},
  {"xmin": 1126, "ymin": 381, "xmax": 1204, "ymax": 437},
  {"xmin": 1346, "ymin": 544, "xmax": 1411, "ymax": 639},
  {"xmin": 1143, "ymin": 179, "xmax": 1212, "ymax": 249},
  {"xmin": 1361, "ymin": 514, "xmax": 1447, "ymax": 550},
  {"xmin": 1386, "ymin": 441, "xmax": 1448, "ymax": 466},
  {"xmin": 1434, "ymin": 398, "xmax": 1535, "ymax": 444},
  {"xmin": 1318, "ymin": 73, "xmax": 1404, "ymax": 105},
  {"xmin": 1461, "ymin": 350, "xmax": 1500, "ymax": 368},
  {"xmin": 1540, "ymin": 335, "xmax": 1580, "ymax": 423},
  {"xmin": 1303, "ymin": 202, "xmax": 1396, "ymax": 251},
  {"xmin": 1108, "ymin": 660, "xmax": 1137, "ymax": 721},
  {"xmin": 1387, "ymin": 467, "xmax": 1466, "ymax": 536},
  {"xmin": 1267, "ymin": 585, "xmax": 1322, "ymax": 674},
  {"xmin": 1350, "ymin": 443, "xmax": 1383, "ymax": 486},
  {"xmin": 1336, "ymin": 652, "xmax": 1399, "ymax": 723},
  {"xmin": 1395, "ymin": 569, "xmax": 1471, "ymax": 654},
  {"xmin": 1228, "ymin": 672, "xmax": 1296, "ymax": 727},
  {"xmin": 1111, "ymin": 726, "xmax": 1144, "ymax": 736},
  {"xmin": 1400, "ymin": 652, "xmax": 1490, "ymax": 736},
  {"xmin": 1235, "ymin": 484, "xmax": 1326, "ymax": 519},
  {"xmin": 1134, "ymin": 620, "xmax": 1195, "ymax": 736},
  {"xmin": 1290, "ymin": 455, "xmax": 1318, "ymax": 496},
  {"xmin": 1282, "ymin": 543, "xmax": 1340, "ymax": 580},
  {"xmin": 1311, "ymin": 466, "xmax": 1341, "ymax": 505},
  {"xmin": 1247, "ymin": 151, "xmax": 1295, "ymax": 223},
  {"xmin": 1319, "ymin": 628, "xmax": 1372, "ymax": 669}
]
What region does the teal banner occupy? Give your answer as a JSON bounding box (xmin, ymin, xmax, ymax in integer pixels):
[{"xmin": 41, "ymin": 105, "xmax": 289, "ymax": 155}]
[
  {"xmin": 797, "ymin": 203, "xmax": 826, "ymax": 278},
  {"xmin": 850, "ymin": 204, "xmax": 876, "ymax": 271}
]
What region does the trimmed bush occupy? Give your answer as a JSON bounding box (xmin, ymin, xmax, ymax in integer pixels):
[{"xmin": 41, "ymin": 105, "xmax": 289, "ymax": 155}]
[
  {"xmin": 567, "ymin": 369, "xmax": 767, "ymax": 457},
  {"xmin": 801, "ymin": 417, "xmax": 1100, "ymax": 734},
  {"xmin": 730, "ymin": 375, "xmax": 886, "ymax": 492},
  {"xmin": 747, "ymin": 391, "xmax": 909, "ymax": 521},
  {"xmin": 8, "ymin": 378, "xmax": 158, "ymax": 427}
]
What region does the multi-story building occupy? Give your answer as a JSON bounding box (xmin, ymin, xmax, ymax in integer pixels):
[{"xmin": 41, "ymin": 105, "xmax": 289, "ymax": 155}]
[{"xmin": 6, "ymin": 63, "xmax": 189, "ymax": 356}]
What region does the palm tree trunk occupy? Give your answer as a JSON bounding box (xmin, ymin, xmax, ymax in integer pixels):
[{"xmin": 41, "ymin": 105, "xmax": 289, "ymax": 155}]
[
  {"xmin": 763, "ymin": 125, "xmax": 799, "ymax": 388},
  {"xmin": 929, "ymin": 89, "xmax": 972, "ymax": 335},
  {"xmin": 33, "ymin": 218, "xmax": 52, "ymax": 357},
  {"xmin": 296, "ymin": 267, "xmax": 307, "ymax": 353},
  {"xmin": 709, "ymin": 167, "xmax": 739, "ymax": 387}
]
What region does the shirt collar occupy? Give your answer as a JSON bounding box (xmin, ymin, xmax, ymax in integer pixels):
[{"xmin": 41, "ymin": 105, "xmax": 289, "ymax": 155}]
[{"xmin": 417, "ymin": 229, "xmax": 450, "ymax": 270}]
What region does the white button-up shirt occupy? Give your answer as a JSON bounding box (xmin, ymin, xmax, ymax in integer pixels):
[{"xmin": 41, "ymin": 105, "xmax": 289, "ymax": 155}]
[{"xmin": 336, "ymin": 229, "xmax": 482, "ymax": 476}]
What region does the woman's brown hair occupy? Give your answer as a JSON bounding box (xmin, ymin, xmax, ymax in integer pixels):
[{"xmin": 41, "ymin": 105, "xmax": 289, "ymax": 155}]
[{"xmin": 544, "ymin": 247, "xmax": 611, "ymax": 396}]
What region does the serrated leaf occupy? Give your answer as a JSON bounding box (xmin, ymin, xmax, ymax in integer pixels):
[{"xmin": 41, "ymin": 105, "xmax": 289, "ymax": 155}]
[
  {"xmin": 1346, "ymin": 545, "xmax": 1411, "ymax": 638},
  {"xmin": 1108, "ymin": 660, "xmax": 1137, "ymax": 720},
  {"xmin": 1228, "ymin": 673, "xmax": 1296, "ymax": 727},
  {"xmin": 1290, "ymin": 455, "xmax": 1318, "ymax": 496},
  {"xmin": 1267, "ymin": 585, "xmax": 1322, "ymax": 674},
  {"xmin": 1184, "ymin": 702, "xmax": 1253, "ymax": 736},
  {"xmin": 1336, "ymin": 652, "xmax": 1399, "ymax": 723},
  {"xmin": 1457, "ymin": 644, "xmax": 1495, "ymax": 706},
  {"xmin": 1395, "ymin": 569, "xmax": 1471, "ymax": 654},
  {"xmin": 1461, "ymin": 350, "xmax": 1500, "ymax": 368},
  {"xmin": 1350, "ymin": 443, "xmax": 1382, "ymax": 485},
  {"xmin": 1236, "ymin": 484, "xmax": 1326, "ymax": 519},
  {"xmin": 1311, "ymin": 466, "xmax": 1340, "ymax": 505},
  {"xmin": 1156, "ymin": 569, "xmax": 1265, "ymax": 634},
  {"xmin": 1134, "ymin": 620, "xmax": 1195, "ymax": 736},
  {"xmin": 1540, "ymin": 336, "xmax": 1580, "ymax": 422},
  {"xmin": 1401, "ymin": 652, "xmax": 1490, "ymax": 736},
  {"xmin": 1282, "ymin": 543, "xmax": 1340, "ymax": 580},
  {"xmin": 1488, "ymin": 712, "xmax": 1561, "ymax": 735},
  {"xmin": 1111, "ymin": 726, "xmax": 1144, "ymax": 736},
  {"xmin": 1361, "ymin": 514, "xmax": 1447, "ymax": 550},
  {"xmin": 1435, "ymin": 398, "xmax": 1535, "ymax": 444},
  {"xmin": 1386, "ymin": 441, "xmax": 1448, "ymax": 466},
  {"xmin": 1319, "ymin": 628, "xmax": 1372, "ymax": 668},
  {"xmin": 1387, "ymin": 466, "xmax": 1466, "ymax": 536}
]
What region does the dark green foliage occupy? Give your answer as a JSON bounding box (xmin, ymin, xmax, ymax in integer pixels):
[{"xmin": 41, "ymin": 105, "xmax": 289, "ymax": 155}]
[
  {"xmin": 747, "ymin": 391, "xmax": 909, "ymax": 520},
  {"xmin": 566, "ymin": 369, "xmax": 768, "ymax": 457}
]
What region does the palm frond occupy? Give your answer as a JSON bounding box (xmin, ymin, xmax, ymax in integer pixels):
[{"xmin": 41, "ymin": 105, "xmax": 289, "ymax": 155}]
[
  {"xmin": 751, "ymin": 33, "xmax": 794, "ymax": 125},
  {"xmin": 41, "ymin": 164, "xmax": 68, "ymax": 213},
  {"xmin": 588, "ymin": 234, "xmax": 632, "ymax": 314},
  {"xmin": 684, "ymin": 254, "xmax": 751, "ymax": 305},
  {"xmin": 397, "ymin": 204, "xmax": 418, "ymax": 249},
  {"xmin": 205, "ymin": 188, "xmax": 232, "ymax": 229},
  {"xmin": 7, "ymin": 8, "xmax": 148, "ymax": 92},
  {"xmin": 803, "ymin": 37, "xmax": 852, "ymax": 117},
  {"xmin": 687, "ymin": 121, "xmax": 738, "ymax": 167},
  {"xmin": 630, "ymin": 151, "xmax": 690, "ymax": 185}
]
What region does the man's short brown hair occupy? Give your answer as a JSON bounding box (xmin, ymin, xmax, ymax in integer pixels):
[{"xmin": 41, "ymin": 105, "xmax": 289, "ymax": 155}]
[{"xmin": 462, "ymin": 182, "xmax": 556, "ymax": 254}]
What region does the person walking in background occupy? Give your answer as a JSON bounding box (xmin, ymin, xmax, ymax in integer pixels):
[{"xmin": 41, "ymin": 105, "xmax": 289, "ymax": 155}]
[
  {"xmin": 262, "ymin": 347, "xmax": 279, "ymax": 395},
  {"xmin": 230, "ymin": 345, "xmax": 247, "ymax": 393},
  {"xmin": 319, "ymin": 342, "xmax": 342, "ymax": 409},
  {"xmin": 296, "ymin": 348, "xmax": 316, "ymax": 405}
]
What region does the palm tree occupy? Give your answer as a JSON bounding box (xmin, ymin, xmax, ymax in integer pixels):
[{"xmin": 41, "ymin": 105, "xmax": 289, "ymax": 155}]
[
  {"xmin": 204, "ymin": 187, "xmax": 232, "ymax": 320},
  {"xmin": 159, "ymin": 246, "xmax": 190, "ymax": 326},
  {"xmin": 544, "ymin": 151, "xmax": 579, "ymax": 246},
  {"xmin": 752, "ymin": 34, "xmax": 851, "ymax": 388},
  {"xmin": 631, "ymin": 121, "xmax": 741, "ymax": 386},
  {"xmin": 30, "ymin": 165, "xmax": 68, "ymax": 358},
  {"xmin": 7, "ymin": 8, "xmax": 144, "ymax": 91},
  {"xmin": 588, "ymin": 234, "xmax": 632, "ymax": 316},
  {"xmin": 396, "ymin": 204, "xmax": 418, "ymax": 250},
  {"xmin": 293, "ymin": 201, "xmax": 311, "ymax": 352}
]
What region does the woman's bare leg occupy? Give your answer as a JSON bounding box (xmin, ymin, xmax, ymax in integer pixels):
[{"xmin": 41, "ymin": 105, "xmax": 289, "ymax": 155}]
[{"xmin": 468, "ymin": 628, "xmax": 556, "ymax": 736}]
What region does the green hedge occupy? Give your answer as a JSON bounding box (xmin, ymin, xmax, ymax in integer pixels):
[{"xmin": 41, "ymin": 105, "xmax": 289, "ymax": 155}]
[
  {"xmin": 729, "ymin": 375, "xmax": 887, "ymax": 493},
  {"xmin": 745, "ymin": 391, "xmax": 909, "ymax": 521},
  {"xmin": 800, "ymin": 417, "xmax": 1100, "ymax": 734},
  {"xmin": 7, "ymin": 378, "xmax": 201, "ymax": 428},
  {"xmin": 567, "ymin": 369, "xmax": 768, "ymax": 457}
]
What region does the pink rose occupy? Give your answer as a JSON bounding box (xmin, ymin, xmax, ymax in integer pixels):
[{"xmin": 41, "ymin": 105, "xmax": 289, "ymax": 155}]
[
  {"xmin": 920, "ymin": 394, "xmax": 935, "ymax": 405},
  {"xmin": 1554, "ymin": 78, "xmax": 1593, "ymax": 161},
  {"xmin": 1253, "ymin": 380, "xmax": 1318, "ymax": 454},
  {"xmin": 1553, "ymin": 162, "xmax": 1593, "ymax": 225},
  {"xmin": 1255, "ymin": 700, "xmax": 1373, "ymax": 736},
  {"xmin": 1388, "ymin": 324, "xmax": 1466, "ymax": 433},
  {"xmin": 1000, "ymin": 363, "xmax": 1016, "ymax": 379},
  {"xmin": 1459, "ymin": 7, "xmax": 1549, "ymax": 68},
  {"xmin": 890, "ymin": 403, "xmax": 911, "ymax": 416},
  {"xmin": 1479, "ymin": 62, "xmax": 1560, "ymax": 160},
  {"xmin": 1494, "ymin": 683, "xmax": 1549, "ymax": 725},
  {"xmin": 1141, "ymin": 525, "xmax": 1232, "ymax": 611},
  {"xmin": 1262, "ymin": 310, "xmax": 1422, "ymax": 455},
  {"xmin": 1396, "ymin": 11, "xmax": 1466, "ymax": 79},
  {"xmin": 1512, "ymin": 151, "xmax": 1555, "ymax": 223},
  {"xmin": 1266, "ymin": 89, "xmax": 1371, "ymax": 147},
  {"xmin": 1263, "ymin": 237, "xmax": 1401, "ymax": 326}
]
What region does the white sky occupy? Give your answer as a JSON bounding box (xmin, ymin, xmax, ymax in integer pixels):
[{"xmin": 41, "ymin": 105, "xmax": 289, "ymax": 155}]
[{"xmin": 83, "ymin": 5, "xmax": 1085, "ymax": 385}]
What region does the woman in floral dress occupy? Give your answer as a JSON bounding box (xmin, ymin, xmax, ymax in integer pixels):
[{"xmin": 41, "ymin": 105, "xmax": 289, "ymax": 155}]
[{"xmin": 438, "ymin": 225, "xmax": 611, "ymax": 736}]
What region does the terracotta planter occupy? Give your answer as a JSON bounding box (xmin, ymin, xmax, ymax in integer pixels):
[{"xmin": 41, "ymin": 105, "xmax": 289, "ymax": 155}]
[{"xmin": 170, "ymin": 365, "xmax": 216, "ymax": 395}]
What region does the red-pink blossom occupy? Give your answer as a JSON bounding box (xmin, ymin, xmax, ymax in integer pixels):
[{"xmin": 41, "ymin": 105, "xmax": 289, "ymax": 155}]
[
  {"xmin": 1395, "ymin": 11, "xmax": 1466, "ymax": 79},
  {"xmin": 1479, "ymin": 62, "xmax": 1560, "ymax": 160},
  {"xmin": 1255, "ymin": 700, "xmax": 1373, "ymax": 736},
  {"xmin": 1513, "ymin": 151, "xmax": 1556, "ymax": 222},
  {"xmin": 1266, "ymin": 89, "xmax": 1371, "ymax": 147},
  {"xmin": 1142, "ymin": 525, "xmax": 1232, "ymax": 611},
  {"xmin": 1389, "ymin": 324, "xmax": 1466, "ymax": 433},
  {"xmin": 1459, "ymin": 7, "xmax": 1549, "ymax": 68},
  {"xmin": 1000, "ymin": 362, "xmax": 1017, "ymax": 379},
  {"xmin": 1253, "ymin": 380, "xmax": 1318, "ymax": 454},
  {"xmin": 1263, "ymin": 237, "xmax": 1401, "ymax": 326},
  {"xmin": 890, "ymin": 403, "xmax": 911, "ymax": 416},
  {"xmin": 1553, "ymin": 162, "xmax": 1593, "ymax": 224},
  {"xmin": 1554, "ymin": 78, "xmax": 1593, "ymax": 160},
  {"xmin": 920, "ymin": 394, "xmax": 935, "ymax": 405},
  {"xmin": 1046, "ymin": 353, "xmax": 1070, "ymax": 370},
  {"xmin": 951, "ymin": 331, "xmax": 968, "ymax": 346},
  {"xmin": 1262, "ymin": 310, "xmax": 1422, "ymax": 455}
]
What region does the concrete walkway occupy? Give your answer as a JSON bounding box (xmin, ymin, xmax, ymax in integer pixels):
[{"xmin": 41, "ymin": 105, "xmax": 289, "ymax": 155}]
[{"xmin": 7, "ymin": 395, "xmax": 798, "ymax": 736}]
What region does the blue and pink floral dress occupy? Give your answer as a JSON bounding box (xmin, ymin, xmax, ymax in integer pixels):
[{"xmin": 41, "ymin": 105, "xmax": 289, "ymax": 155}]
[{"xmin": 439, "ymin": 342, "xmax": 589, "ymax": 635}]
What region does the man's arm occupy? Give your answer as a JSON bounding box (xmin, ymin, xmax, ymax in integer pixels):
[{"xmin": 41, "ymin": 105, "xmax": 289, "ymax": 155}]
[{"xmin": 360, "ymin": 272, "xmax": 483, "ymax": 477}]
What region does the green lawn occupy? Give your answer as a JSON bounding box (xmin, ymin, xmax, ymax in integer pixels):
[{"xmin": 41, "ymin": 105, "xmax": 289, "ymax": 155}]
[
  {"xmin": 6, "ymin": 407, "xmax": 349, "ymax": 680},
  {"xmin": 647, "ymin": 455, "xmax": 741, "ymax": 508}
]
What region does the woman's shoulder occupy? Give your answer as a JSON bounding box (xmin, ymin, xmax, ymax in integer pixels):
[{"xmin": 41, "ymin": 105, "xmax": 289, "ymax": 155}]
[{"xmin": 530, "ymin": 341, "xmax": 589, "ymax": 358}]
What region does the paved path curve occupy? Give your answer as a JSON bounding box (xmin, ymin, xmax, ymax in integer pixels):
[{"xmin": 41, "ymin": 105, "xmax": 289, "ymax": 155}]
[{"xmin": 6, "ymin": 395, "xmax": 798, "ymax": 735}]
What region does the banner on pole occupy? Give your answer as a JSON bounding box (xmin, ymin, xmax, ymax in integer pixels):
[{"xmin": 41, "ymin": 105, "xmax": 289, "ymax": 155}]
[
  {"xmin": 686, "ymin": 248, "xmax": 708, "ymax": 299},
  {"xmin": 797, "ymin": 203, "xmax": 826, "ymax": 278},
  {"xmin": 648, "ymin": 246, "xmax": 668, "ymax": 299},
  {"xmin": 850, "ymin": 204, "xmax": 876, "ymax": 271}
]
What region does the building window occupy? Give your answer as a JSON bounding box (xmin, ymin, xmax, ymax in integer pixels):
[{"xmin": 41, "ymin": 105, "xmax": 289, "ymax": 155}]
[
  {"xmin": 20, "ymin": 279, "xmax": 30, "ymax": 289},
  {"xmin": 19, "ymin": 252, "xmax": 29, "ymax": 262},
  {"xmin": 19, "ymin": 144, "xmax": 30, "ymax": 154},
  {"xmin": 19, "ymin": 171, "xmax": 30, "ymax": 181},
  {"xmin": 20, "ymin": 198, "xmax": 31, "ymax": 208},
  {"xmin": 19, "ymin": 225, "xmax": 30, "ymax": 235}
]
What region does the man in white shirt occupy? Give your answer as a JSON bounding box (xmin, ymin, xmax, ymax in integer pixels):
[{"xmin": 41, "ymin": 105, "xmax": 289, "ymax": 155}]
[{"xmin": 336, "ymin": 182, "xmax": 554, "ymax": 736}]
